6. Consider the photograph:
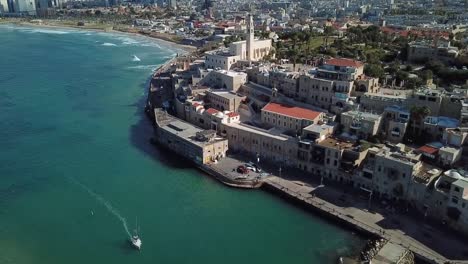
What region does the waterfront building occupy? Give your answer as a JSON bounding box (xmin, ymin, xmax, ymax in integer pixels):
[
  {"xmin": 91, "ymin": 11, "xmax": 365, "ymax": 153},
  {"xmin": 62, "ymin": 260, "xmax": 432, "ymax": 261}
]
[
  {"xmin": 13, "ymin": 0, "xmax": 36, "ymax": 15},
  {"xmin": 220, "ymin": 120, "xmax": 298, "ymax": 165},
  {"xmin": 261, "ymin": 102, "xmax": 324, "ymax": 132},
  {"xmin": 362, "ymin": 145, "xmax": 423, "ymax": 201},
  {"xmin": 430, "ymin": 169, "xmax": 468, "ymax": 235},
  {"xmin": 154, "ymin": 109, "xmax": 228, "ymax": 164},
  {"xmin": 0, "ymin": 0, "xmax": 8, "ymax": 12}
]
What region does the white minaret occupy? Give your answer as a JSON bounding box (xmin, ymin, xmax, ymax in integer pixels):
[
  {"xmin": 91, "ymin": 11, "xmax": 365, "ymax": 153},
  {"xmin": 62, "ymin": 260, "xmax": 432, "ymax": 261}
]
[{"xmin": 246, "ymin": 14, "xmax": 254, "ymax": 62}]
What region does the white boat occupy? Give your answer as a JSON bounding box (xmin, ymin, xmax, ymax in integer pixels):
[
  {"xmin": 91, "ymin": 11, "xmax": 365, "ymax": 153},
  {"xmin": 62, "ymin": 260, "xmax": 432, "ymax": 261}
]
[
  {"xmin": 130, "ymin": 217, "xmax": 142, "ymax": 250},
  {"xmin": 131, "ymin": 235, "xmax": 142, "ymax": 250},
  {"xmin": 132, "ymin": 55, "xmax": 141, "ymax": 62}
]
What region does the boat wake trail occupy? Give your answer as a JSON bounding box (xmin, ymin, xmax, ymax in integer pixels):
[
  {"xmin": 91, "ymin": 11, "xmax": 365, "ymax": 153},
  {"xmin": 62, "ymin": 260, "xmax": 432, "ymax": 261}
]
[{"xmin": 68, "ymin": 177, "xmax": 131, "ymax": 238}]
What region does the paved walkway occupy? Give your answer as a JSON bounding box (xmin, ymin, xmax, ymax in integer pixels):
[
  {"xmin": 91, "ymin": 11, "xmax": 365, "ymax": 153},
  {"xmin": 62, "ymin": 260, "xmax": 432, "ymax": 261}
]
[{"xmin": 264, "ymin": 176, "xmax": 468, "ymax": 264}]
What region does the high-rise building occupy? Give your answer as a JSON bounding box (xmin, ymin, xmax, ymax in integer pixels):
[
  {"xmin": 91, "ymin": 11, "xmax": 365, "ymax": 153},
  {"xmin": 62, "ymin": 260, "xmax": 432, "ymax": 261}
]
[
  {"xmin": 169, "ymin": 0, "xmax": 176, "ymax": 9},
  {"xmin": 0, "ymin": 0, "xmax": 9, "ymax": 13},
  {"xmin": 14, "ymin": 0, "xmax": 36, "ymax": 15}
]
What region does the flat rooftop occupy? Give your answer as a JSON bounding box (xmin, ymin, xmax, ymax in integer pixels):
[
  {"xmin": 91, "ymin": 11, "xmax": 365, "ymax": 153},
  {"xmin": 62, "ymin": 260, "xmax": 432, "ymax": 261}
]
[
  {"xmin": 342, "ymin": 110, "xmax": 381, "ymax": 122},
  {"xmin": 317, "ymin": 137, "xmax": 354, "ymax": 150},
  {"xmin": 262, "ymin": 102, "xmax": 322, "ymax": 121},
  {"xmin": 414, "ymin": 163, "xmax": 442, "ymax": 184},
  {"xmin": 224, "ymin": 122, "xmax": 290, "ymax": 141},
  {"xmin": 207, "ymin": 90, "xmax": 244, "ymax": 100},
  {"xmin": 156, "ymin": 110, "xmax": 224, "ymax": 147}
]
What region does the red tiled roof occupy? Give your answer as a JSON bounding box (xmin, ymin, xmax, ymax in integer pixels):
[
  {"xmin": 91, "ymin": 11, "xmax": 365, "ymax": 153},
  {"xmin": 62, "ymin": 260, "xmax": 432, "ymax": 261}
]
[
  {"xmin": 227, "ymin": 112, "xmax": 239, "ymax": 117},
  {"xmin": 418, "ymin": 145, "xmax": 439, "ymax": 155},
  {"xmin": 206, "ymin": 108, "xmax": 219, "ymax": 115},
  {"xmin": 325, "ymin": 58, "xmax": 363, "ymax": 68},
  {"xmin": 262, "ymin": 102, "xmax": 322, "ymax": 121},
  {"xmin": 193, "ymin": 102, "xmax": 201, "ymax": 107}
]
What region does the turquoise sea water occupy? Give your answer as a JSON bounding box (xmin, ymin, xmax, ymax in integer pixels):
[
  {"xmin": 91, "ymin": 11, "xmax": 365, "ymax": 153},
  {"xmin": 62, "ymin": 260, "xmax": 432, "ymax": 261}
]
[{"xmin": 0, "ymin": 25, "xmax": 364, "ymax": 264}]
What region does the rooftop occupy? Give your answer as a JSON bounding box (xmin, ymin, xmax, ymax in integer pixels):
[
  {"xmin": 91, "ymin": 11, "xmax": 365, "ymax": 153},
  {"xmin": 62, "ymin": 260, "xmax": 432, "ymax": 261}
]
[
  {"xmin": 317, "ymin": 137, "xmax": 354, "ymax": 150},
  {"xmin": 342, "ymin": 110, "xmax": 381, "ymax": 122},
  {"xmin": 418, "ymin": 145, "xmax": 439, "ymax": 155},
  {"xmin": 207, "ymin": 90, "xmax": 244, "ymax": 100},
  {"xmin": 224, "ymin": 122, "xmax": 291, "ymax": 141},
  {"xmin": 414, "ymin": 163, "xmax": 441, "ymax": 184},
  {"xmin": 158, "ymin": 117, "xmax": 224, "ymax": 148},
  {"xmin": 206, "ymin": 108, "xmax": 219, "ymax": 115},
  {"xmin": 324, "ymin": 58, "xmax": 363, "ymax": 68},
  {"xmin": 262, "ymin": 102, "xmax": 322, "ymax": 121}
]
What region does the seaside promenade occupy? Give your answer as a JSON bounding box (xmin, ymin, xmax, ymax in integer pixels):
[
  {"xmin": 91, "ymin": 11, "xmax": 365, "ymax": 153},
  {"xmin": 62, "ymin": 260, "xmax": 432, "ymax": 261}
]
[
  {"xmin": 262, "ymin": 174, "xmax": 468, "ymax": 264},
  {"xmin": 194, "ymin": 152, "xmax": 468, "ymax": 264}
]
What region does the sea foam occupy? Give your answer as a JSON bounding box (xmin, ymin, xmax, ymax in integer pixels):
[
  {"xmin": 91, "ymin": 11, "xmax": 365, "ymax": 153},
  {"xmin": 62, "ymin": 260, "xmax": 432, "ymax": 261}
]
[
  {"xmin": 68, "ymin": 177, "xmax": 132, "ymax": 238},
  {"xmin": 102, "ymin": 42, "xmax": 117, "ymax": 47}
]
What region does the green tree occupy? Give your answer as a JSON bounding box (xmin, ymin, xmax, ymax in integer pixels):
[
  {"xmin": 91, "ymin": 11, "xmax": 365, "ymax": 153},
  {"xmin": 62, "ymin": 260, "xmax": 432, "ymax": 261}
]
[
  {"xmin": 364, "ymin": 64, "xmax": 385, "ymax": 78},
  {"xmin": 418, "ymin": 70, "xmax": 433, "ymax": 81}
]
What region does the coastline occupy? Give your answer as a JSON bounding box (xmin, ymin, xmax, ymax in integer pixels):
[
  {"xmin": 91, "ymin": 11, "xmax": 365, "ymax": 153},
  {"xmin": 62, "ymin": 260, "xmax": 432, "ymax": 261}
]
[{"xmin": 0, "ymin": 20, "xmax": 196, "ymax": 53}]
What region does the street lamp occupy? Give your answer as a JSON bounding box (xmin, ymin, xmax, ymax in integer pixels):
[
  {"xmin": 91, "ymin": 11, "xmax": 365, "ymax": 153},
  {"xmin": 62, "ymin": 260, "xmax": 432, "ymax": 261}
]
[
  {"xmin": 318, "ymin": 175, "xmax": 325, "ymax": 188},
  {"xmin": 368, "ymin": 191, "xmax": 373, "ymax": 209},
  {"xmin": 279, "ymin": 165, "xmax": 282, "ymax": 178}
]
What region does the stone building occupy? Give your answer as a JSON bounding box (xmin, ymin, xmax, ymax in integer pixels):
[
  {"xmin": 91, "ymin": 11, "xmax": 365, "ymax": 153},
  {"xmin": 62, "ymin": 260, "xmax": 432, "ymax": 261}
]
[
  {"xmin": 261, "ymin": 102, "xmax": 324, "ymax": 132},
  {"xmin": 407, "ymin": 40, "xmax": 459, "ymax": 64},
  {"xmin": 205, "ymin": 90, "xmax": 245, "ymax": 112},
  {"xmin": 341, "ymin": 110, "xmax": 382, "ymax": 140},
  {"xmin": 198, "ymin": 69, "xmax": 247, "ymax": 92},
  {"xmin": 382, "ymin": 105, "xmax": 410, "ymax": 143},
  {"xmin": 154, "ymin": 110, "xmax": 228, "ymax": 164}
]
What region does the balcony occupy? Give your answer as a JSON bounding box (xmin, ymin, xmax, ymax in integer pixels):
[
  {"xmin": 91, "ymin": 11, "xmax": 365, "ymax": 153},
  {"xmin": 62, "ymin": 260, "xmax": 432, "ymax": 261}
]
[
  {"xmin": 350, "ymin": 122, "xmax": 362, "ymax": 130},
  {"xmin": 391, "ymin": 130, "xmax": 400, "ymax": 137}
]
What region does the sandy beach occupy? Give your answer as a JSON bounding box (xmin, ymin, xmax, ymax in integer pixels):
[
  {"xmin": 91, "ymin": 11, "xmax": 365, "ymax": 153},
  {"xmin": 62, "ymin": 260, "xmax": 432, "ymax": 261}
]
[{"xmin": 1, "ymin": 19, "xmax": 196, "ymax": 53}]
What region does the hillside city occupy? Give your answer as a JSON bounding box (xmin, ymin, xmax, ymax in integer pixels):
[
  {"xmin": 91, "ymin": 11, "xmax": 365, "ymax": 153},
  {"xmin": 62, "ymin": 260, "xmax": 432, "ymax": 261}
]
[{"xmin": 3, "ymin": 0, "xmax": 468, "ymax": 263}]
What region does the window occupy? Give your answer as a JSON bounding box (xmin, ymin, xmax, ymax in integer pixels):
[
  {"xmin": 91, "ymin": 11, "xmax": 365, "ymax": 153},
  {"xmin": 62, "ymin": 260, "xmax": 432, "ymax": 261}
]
[
  {"xmin": 454, "ymin": 187, "xmax": 461, "ymax": 192},
  {"xmin": 326, "ymin": 158, "xmax": 330, "ymax": 164},
  {"xmin": 452, "ymin": 196, "xmax": 459, "ymax": 204},
  {"xmin": 334, "ymin": 160, "xmax": 337, "ymax": 166}
]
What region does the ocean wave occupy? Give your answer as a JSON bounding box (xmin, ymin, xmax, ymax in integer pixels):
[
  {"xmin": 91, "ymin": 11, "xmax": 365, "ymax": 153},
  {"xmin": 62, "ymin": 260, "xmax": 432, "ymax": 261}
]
[
  {"xmin": 117, "ymin": 36, "xmax": 140, "ymax": 45},
  {"xmin": 101, "ymin": 42, "xmax": 117, "ymax": 47},
  {"xmin": 20, "ymin": 28, "xmax": 71, "ymax": 34}
]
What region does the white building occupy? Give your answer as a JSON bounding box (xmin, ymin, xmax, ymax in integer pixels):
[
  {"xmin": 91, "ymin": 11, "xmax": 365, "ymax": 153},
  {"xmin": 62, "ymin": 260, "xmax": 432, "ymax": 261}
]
[
  {"xmin": 14, "ymin": 0, "xmax": 36, "ymax": 14},
  {"xmin": 205, "ymin": 52, "xmax": 240, "ymax": 71},
  {"xmin": 0, "ymin": 0, "xmax": 8, "ymax": 12},
  {"xmin": 205, "ymin": 14, "xmax": 273, "ymax": 69}
]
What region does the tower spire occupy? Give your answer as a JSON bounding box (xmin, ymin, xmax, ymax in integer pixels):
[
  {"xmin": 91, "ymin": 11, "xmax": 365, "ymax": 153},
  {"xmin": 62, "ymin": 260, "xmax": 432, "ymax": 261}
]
[{"xmin": 246, "ymin": 13, "xmax": 254, "ymax": 62}]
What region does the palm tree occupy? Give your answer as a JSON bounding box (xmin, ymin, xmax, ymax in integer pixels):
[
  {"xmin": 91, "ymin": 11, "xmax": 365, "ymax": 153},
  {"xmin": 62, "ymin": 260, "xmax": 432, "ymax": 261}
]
[
  {"xmin": 287, "ymin": 48, "xmax": 299, "ymax": 71},
  {"xmin": 410, "ymin": 106, "xmax": 431, "ymax": 139}
]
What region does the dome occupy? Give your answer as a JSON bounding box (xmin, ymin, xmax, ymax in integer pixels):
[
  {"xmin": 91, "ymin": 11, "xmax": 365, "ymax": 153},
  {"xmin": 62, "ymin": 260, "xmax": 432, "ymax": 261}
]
[
  {"xmin": 215, "ymin": 112, "xmax": 225, "ymax": 118},
  {"xmin": 444, "ymin": 169, "xmax": 464, "ymax": 180}
]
